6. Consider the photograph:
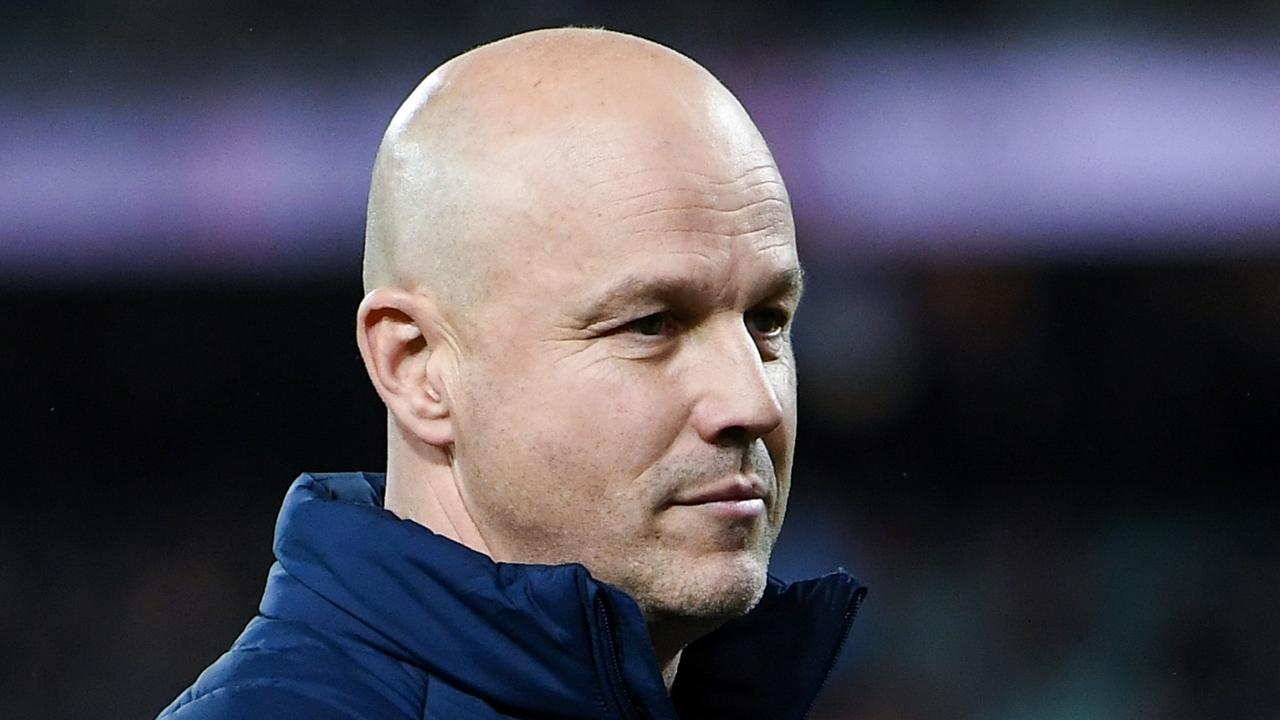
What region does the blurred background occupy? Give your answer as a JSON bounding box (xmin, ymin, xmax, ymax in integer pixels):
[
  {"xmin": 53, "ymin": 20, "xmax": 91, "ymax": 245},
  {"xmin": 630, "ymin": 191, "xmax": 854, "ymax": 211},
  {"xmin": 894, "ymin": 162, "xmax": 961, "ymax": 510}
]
[{"xmin": 3, "ymin": 2, "xmax": 1279, "ymax": 718}]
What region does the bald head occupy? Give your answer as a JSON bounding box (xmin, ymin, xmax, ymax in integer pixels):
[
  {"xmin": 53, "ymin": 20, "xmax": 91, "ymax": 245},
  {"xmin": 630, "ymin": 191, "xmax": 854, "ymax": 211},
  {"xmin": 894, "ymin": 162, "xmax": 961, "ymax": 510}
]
[
  {"xmin": 362, "ymin": 28, "xmax": 779, "ymax": 313},
  {"xmin": 359, "ymin": 30, "xmax": 801, "ymax": 668}
]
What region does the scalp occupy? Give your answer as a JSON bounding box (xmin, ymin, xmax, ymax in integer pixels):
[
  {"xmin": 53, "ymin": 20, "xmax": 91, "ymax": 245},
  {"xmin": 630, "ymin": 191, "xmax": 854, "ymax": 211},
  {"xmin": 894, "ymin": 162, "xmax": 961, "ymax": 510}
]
[{"xmin": 362, "ymin": 28, "xmax": 775, "ymax": 317}]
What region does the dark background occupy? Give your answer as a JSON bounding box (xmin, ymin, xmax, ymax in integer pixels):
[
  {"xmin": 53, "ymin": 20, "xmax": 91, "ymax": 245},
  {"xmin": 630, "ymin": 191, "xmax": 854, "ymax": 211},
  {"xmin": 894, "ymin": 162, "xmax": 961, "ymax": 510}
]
[{"xmin": 3, "ymin": 3, "xmax": 1279, "ymax": 719}]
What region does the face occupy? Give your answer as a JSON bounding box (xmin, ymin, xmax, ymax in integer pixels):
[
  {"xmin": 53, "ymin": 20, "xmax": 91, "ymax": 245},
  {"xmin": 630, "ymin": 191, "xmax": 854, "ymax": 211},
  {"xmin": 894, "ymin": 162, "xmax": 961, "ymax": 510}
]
[{"xmin": 447, "ymin": 118, "xmax": 801, "ymax": 624}]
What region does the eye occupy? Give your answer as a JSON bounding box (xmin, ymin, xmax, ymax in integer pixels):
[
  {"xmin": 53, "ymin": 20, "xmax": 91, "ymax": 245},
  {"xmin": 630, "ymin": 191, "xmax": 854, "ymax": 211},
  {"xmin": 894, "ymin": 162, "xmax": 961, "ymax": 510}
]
[
  {"xmin": 624, "ymin": 312, "xmax": 676, "ymax": 337},
  {"xmin": 746, "ymin": 308, "xmax": 790, "ymax": 338}
]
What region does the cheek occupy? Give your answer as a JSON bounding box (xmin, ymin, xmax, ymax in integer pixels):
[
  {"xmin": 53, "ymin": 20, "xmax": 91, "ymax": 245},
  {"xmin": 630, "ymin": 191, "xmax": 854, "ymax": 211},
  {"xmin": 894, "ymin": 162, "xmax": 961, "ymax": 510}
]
[
  {"xmin": 766, "ymin": 356, "xmax": 799, "ymax": 433},
  {"xmin": 470, "ymin": 347, "xmax": 685, "ymax": 492},
  {"xmin": 537, "ymin": 361, "xmax": 684, "ymax": 472},
  {"xmin": 775, "ymin": 367, "xmax": 798, "ymax": 422},
  {"xmin": 490, "ymin": 360, "xmax": 684, "ymax": 542},
  {"xmin": 763, "ymin": 357, "xmax": 798, "ymax": 486}
]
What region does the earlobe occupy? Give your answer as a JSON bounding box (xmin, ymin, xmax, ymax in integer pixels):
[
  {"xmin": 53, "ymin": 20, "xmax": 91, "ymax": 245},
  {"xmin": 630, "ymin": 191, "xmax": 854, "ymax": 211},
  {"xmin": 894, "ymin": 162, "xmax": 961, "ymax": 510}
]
[{"xmin": 356, "ymin": 289, "xmax": 456, "ymax": 448}]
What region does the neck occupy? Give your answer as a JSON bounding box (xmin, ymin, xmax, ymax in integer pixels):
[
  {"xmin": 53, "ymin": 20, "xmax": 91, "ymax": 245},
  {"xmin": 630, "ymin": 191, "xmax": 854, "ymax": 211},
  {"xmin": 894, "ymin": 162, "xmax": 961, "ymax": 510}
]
[
  {"xmin": 647, "ymin": 612, "xmax": 723, "ymax": 691},
  {"xmin": 384, "ymin": 423, "xmax": 492, "ymax": 555},
  {"xmin": 659, "ymin": 650, "xmax": 682, "ymax": 689}
]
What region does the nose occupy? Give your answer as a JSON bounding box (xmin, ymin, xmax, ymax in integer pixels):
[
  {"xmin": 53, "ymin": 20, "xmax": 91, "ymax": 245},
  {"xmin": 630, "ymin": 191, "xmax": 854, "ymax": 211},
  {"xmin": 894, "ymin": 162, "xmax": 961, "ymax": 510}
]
[{"xmin": 688, "ymin": 318, "xmax": 787, "ymax": 446}]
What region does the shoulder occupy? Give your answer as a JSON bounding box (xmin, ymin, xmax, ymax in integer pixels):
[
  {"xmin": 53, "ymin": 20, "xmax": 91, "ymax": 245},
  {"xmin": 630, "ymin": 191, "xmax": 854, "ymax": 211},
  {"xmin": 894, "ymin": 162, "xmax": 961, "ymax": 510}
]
[
  {"xmin": 158, "ymin": 617, "xmax": 425, "ymax": 720},
  {"xmin": 158, "ymin": 679, "xmax": 367, "ymax": 720}
]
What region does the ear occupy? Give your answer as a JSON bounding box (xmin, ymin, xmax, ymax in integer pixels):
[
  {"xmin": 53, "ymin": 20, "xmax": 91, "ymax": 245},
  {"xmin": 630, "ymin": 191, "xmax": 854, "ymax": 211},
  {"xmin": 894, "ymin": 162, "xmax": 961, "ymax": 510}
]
[{"xmin": 356, "ymin": 288, "xmax": 455, "ymax": 448}]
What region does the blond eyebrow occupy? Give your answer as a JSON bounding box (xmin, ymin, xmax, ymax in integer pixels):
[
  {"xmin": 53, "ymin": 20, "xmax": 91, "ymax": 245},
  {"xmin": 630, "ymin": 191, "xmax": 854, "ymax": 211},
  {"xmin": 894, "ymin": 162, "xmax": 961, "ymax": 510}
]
[{"xmin": 577, "ymin": 265, "xmax": 805, "ymax": 322}]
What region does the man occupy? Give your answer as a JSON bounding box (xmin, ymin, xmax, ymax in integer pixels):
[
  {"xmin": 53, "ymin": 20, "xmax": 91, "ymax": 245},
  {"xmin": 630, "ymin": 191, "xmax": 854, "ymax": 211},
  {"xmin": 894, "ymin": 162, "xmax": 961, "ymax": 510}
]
[{"xmin": 160, "ymin": 27, "xmax": 865, "ymax": 719}]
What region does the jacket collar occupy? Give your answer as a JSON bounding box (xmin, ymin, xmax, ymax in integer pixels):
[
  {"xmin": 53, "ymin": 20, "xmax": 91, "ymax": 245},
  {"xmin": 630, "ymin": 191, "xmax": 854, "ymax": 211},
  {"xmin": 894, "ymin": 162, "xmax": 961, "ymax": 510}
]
[{"xmin": 260, "ymin": 472, "xmax": 864, "ymax": 719}]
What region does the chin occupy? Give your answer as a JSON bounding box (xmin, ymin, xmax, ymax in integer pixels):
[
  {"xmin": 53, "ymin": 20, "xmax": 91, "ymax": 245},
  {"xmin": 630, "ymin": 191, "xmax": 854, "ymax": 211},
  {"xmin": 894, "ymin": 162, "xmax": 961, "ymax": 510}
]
[{"xmin": 638, "ymin": 550, "xmax": 770, "ymax": 622}]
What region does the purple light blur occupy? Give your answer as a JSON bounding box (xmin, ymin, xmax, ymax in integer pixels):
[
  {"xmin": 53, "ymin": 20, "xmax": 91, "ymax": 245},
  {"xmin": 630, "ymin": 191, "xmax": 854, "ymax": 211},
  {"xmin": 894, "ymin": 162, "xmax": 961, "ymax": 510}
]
[
  {"xmin": 773, "ymin": 40, "xmax": 1280, "ymax": 257},
  {"xmin": 3, "ymin": 39, "xmax": 1280, "ymax": 280}
]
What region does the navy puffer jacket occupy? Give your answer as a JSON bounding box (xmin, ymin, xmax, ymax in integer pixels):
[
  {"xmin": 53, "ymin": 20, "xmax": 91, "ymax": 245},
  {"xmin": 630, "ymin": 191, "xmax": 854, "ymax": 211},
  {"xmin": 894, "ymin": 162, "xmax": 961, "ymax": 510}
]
[{"xmin": 158, "ymin": 473, "xmax": 865, "ymax": 719}]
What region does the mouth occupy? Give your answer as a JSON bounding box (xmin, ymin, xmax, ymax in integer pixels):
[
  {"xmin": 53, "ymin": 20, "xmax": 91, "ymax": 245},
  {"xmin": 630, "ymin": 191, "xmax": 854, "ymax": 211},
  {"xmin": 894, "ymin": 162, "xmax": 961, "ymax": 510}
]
[{"xmin": 669, "ymin": 477, "xmax": 768, "ymax": 519}]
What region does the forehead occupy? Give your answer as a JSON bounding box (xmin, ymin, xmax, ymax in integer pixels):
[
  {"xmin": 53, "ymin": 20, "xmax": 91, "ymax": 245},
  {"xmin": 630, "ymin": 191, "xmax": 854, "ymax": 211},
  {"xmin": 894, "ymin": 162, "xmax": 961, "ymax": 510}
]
[
  {"xmin": 466, "ymin": 102, "xmax": 798, "ymax": 317},
  {"xmin": 566, "ymin": 132, "xmax": 794, "ymax": 266},
  {"xmin": 568, "ymin": 160, "xmax": 795, "ymax": 305}
]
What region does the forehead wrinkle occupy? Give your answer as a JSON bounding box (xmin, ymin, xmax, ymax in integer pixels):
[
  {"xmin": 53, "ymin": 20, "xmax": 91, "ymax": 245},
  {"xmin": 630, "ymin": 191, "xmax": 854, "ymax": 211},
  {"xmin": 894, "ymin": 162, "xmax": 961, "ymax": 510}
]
[
  {"xmin": 604, "ymin": 177, "xmax": 791, "ymax": 241},
  {"xmin": 580, "ymin": 163, "xmax": 784, "ymax": 220},
  {"xmin": 626, "ymin": 223, "xmax": 789, "ymax": 242},
  {"xmin": 590, "ymin": 179, "xmax": 787, "ymax": 217},
  {"xmin": 753, "ymin": 236, "xmax": 800, "ymax": 256},
  {"xmin": 583, "ymin": 161, "xmax": 782, "ymax": 191},
  {"xmin": 614, "ymin": 194, "xmax": 789, "ymax": 221}
]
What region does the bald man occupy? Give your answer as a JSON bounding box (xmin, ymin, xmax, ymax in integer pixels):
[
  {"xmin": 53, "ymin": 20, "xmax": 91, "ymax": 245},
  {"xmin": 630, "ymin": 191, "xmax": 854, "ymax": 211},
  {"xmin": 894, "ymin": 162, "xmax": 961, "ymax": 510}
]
[{"xmin": 159, "ymin": 28, "xmax": 865, "ymax": 720}]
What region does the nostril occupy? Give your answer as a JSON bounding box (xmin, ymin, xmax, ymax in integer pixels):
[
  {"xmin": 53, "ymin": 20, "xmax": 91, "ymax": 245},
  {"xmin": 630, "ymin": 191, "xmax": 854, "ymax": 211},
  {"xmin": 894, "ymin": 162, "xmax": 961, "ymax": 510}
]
[{"xmin": 715, "ymin": 426, "xmax": 751, "ymax": 447}]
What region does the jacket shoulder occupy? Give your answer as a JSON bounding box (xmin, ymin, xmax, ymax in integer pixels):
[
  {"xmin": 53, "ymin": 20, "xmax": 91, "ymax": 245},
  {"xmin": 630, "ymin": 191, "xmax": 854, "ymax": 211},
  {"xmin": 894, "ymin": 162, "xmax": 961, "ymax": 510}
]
[
  {"xmin": 158, "ymin": 617, "xmax": 424, "ymax": 720},
  {"xmin": 159, "ymin": 680, "xmax": 369, "ymax": 719}
]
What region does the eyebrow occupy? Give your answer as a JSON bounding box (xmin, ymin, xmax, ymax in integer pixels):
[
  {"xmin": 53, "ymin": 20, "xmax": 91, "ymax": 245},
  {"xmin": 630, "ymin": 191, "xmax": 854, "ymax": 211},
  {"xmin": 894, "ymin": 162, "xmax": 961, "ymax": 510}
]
[
  {"xmin": 765, "ymin": 265, "xmax": 806, "ymax": 303},
  {"xmin": 576, "ymin": 265, "xmax": 806, "ymax": 322}
]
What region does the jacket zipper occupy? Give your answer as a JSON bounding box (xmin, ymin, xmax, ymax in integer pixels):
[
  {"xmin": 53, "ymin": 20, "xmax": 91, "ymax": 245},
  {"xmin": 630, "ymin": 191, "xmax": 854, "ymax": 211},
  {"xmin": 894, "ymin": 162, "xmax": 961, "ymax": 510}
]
[
  {"xmin": 595, "ymin": 597, "xmax": 641, "ymax": 720},
  {"xmin": 799, "ymin": 588, "xmax": 865, "ymax": 720}
]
